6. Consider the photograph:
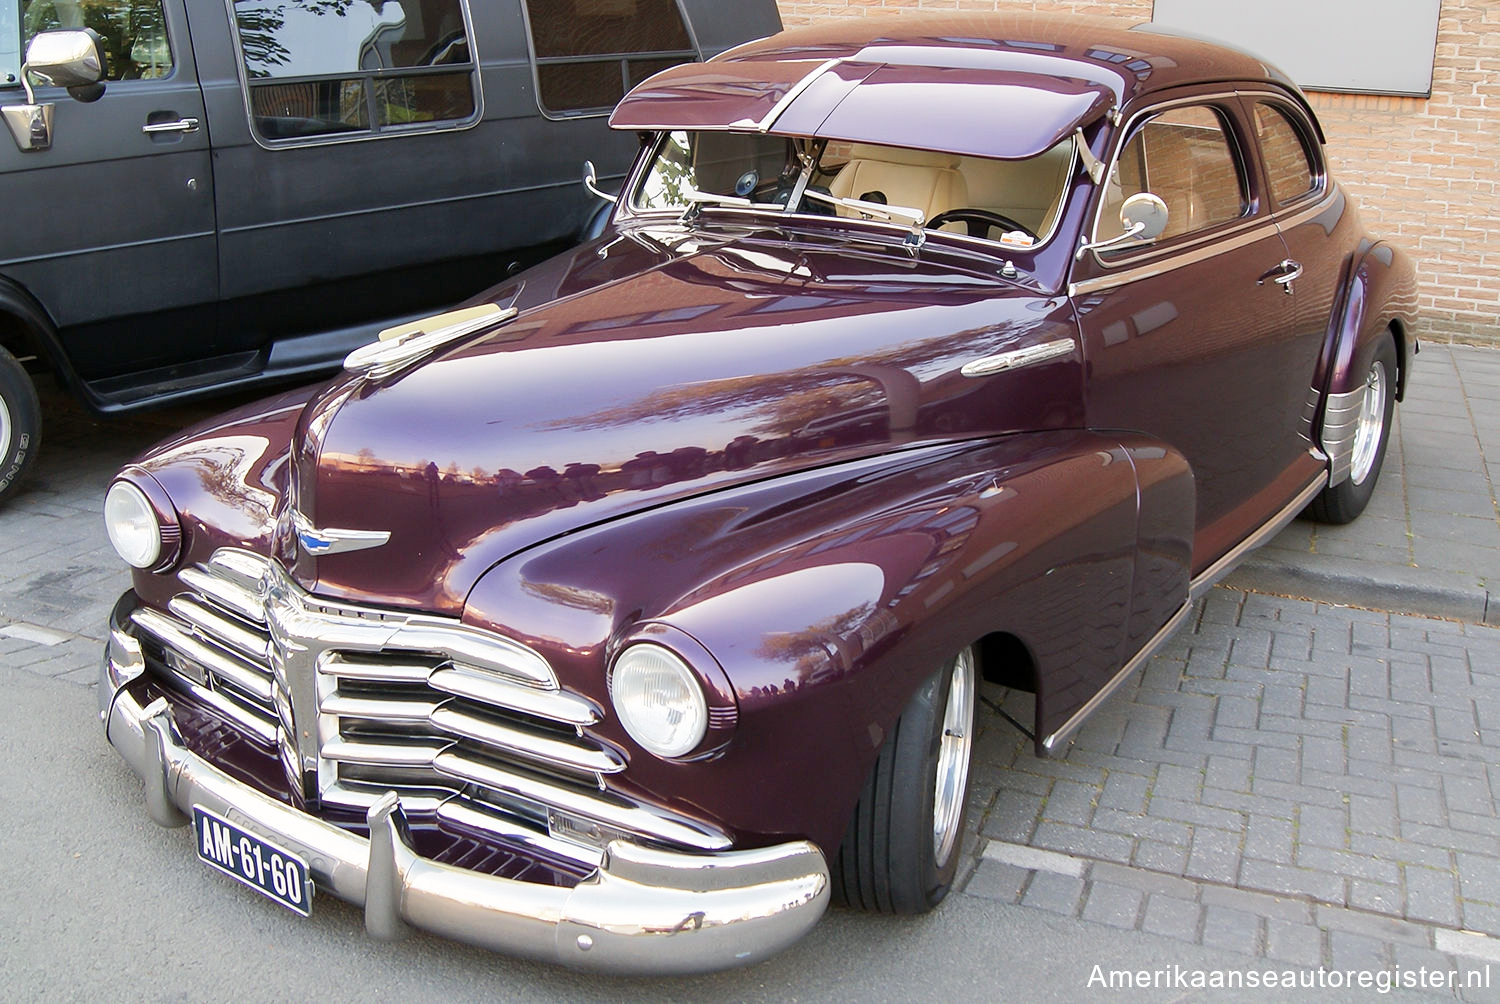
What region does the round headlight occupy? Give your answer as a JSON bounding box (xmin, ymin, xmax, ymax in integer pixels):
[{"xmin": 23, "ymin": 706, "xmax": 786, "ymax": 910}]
[
  {"xmin": 104, "ymin": 480, "xmax": 163, "ymax": 569},
  {"xmin": 610, "ymin": 644, "xmax": 708, "ymax": 759}
]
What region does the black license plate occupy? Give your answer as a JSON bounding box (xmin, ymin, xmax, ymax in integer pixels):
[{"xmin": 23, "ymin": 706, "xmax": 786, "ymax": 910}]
[{"xmin": 193, "ymin": 806, "xmax": 314, "ymax": 917}]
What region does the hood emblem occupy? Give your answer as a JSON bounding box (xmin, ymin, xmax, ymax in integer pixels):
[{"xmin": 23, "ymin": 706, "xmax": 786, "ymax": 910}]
[{"xmin": 292, "ymin": 511, "xmax": 391, "ymax": 556}]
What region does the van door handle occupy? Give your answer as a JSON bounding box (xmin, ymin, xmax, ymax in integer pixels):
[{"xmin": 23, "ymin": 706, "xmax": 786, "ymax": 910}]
[{"xmin": 142, "ymin": 117, "xmax": 200, "ymax": 135}]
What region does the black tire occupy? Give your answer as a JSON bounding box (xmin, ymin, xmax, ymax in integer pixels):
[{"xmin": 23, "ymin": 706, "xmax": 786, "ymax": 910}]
[
  {"xmin": 0, "ymin": 345, "xmax": 41, "ymax": 502},
  {"xmin": 832, "ymin": 646, "xmax": 976, "ymax": 914},
  {"xmin": 1308, "ymin": 332, "xmax": 1397, "ymax": 524}
]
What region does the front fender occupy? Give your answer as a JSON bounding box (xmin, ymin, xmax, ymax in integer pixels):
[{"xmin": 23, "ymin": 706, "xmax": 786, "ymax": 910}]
[{"xmin": 463, "ymin": 432, "xmax": 1190, "ymax": 851}]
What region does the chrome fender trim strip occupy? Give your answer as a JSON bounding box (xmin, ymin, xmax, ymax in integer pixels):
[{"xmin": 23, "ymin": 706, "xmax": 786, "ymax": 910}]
[{"xmin": 960, "ymin": 338, "xmax": 1075, "ymax": 377}]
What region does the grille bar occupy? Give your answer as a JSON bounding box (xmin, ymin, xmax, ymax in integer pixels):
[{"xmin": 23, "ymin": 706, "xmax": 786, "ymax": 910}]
[
  {"xmin": 432, "ymin": 751, "xmax": 729, "ymax": 852},
  {"xmin": 166, "ymin": 595, "xmax": 269, "ymax": 663},
  {"xmin": 178, "ymin": 564, "xmax": 266, "ymax": 625},
  {"xmin": 131, "ymin": 606, "xmax": 274, "ymax": 705},
  {"xmin": 430, "ymin": 706, "xmax": 625, "ymax": 775},
  {"xmin": 428, "ymin": 666, "xmax": 599, "ymax": 726}
]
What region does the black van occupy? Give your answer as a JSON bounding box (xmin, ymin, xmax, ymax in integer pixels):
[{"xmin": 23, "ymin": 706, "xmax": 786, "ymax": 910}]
[{"xmin": 0, "ymin": 0, "xmax": 781, "ymax": 500}]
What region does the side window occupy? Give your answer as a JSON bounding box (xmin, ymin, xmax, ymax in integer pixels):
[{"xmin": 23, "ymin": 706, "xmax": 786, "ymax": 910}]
[
  {"xmin": 1098, "ymin": 104, "xmax": 1248, "ymax": 250},
  {"xmin": 233, "ymin": 0, "xmax": 477, "ymax": 143},
  {"xmin": 1254, "ymin": 102, "xmax": 1319, "ymax": 207},
  {"xmin": 20, "ymin": 0, "xmax": 172, "ymax": 81},
  {"xmin": 524, "ymin": 0, "xmax": 695, "ymax": 116},
  {"xmin": 2, "ymin": 4, "xmax": 20, "ymax": 83}
]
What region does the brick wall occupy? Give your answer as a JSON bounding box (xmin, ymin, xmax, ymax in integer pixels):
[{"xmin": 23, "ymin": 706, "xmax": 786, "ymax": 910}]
[{"xmin": 775, "ymin": 0, "xmax": 1499, "ymax": 345}]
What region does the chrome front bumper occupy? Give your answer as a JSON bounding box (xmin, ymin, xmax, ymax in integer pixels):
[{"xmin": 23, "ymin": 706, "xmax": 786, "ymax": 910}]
[{"xmin": 100, "ymin": 632, "xmax": 830, "ymax": 974}]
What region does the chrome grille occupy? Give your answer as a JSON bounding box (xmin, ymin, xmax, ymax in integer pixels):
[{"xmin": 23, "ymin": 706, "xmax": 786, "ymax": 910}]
[{"xmin": 130, "ymin": 548, "xmax": 729, "ymax": 856}]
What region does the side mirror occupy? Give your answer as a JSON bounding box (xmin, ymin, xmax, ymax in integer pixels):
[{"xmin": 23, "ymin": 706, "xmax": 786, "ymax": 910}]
[
  {"xmin": 582, "ymin": 160, "xmax": 618, "ymax": 205},
  {"xmin": 1119, "ymin": 192, "xmax": 1168, "ymax": 241},
  {"xmin": 1075, "ymin": 192, "xmax": 1170, "ymax": 261},
  {"xmin": 27, "ymin": 29, "xmax": 108, "ymax": 93},
  {"xmin": 4, "ymin": 29, "xmax": 109, "ymax": 152}
]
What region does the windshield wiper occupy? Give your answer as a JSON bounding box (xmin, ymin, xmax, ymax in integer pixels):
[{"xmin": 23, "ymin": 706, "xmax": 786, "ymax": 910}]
[
  {"xmin": 679, "ymin": 187, "xmax": 785, "ymax": 221},
  {"xmin": 800, "ymin": 189, "xmax": 927, "ymax": 249}
]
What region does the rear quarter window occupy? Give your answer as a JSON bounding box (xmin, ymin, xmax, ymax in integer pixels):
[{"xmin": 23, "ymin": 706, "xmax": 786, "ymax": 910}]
[{"xmin": 1254, "ymin": 102, "xmax": 1321, "ymax": 207}]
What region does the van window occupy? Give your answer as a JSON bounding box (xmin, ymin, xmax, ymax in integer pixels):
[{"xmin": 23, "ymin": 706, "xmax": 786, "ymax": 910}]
[
  {"xmin": 524, "ymin": 0, "xmax": 695, "ymax": 115},
  {"xmin": 20, "ymin": 0, "xmax": 172, "ymax": 81},
  {"xmin": 2, "ymin": 4, "xmax": 20, "ymax": 84},
  {"xmin": 232, "ymin": 0, "xmax": 477, "ymax": 142}
]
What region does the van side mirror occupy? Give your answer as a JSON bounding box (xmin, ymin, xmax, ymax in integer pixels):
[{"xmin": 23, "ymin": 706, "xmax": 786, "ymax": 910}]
[
  {"xmin": 27, "ymin": 29, "xmax": 108, "ymax": 95},
  {"xmin": 4, "ymin": 29, "xmax": 109, "ymax": 152}
]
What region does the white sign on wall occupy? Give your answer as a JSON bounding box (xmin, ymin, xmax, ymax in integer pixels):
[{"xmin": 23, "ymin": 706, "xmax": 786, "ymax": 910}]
[{"xmin": 1152, "ymin": 0, "xmax": 1442, "ymax": 98}]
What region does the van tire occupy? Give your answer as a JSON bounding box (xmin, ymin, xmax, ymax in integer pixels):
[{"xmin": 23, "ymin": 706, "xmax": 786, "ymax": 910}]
[{"xmin": 0, "ymin": 345, "xmax": 41, "ymax": 502}]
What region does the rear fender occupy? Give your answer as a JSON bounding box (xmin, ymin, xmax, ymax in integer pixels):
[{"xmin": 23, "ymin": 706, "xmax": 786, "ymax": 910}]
[
  {"xmin": 1319, "ymin": 242, "xmax": 1419, "ymax": 400},
  {"xmin": 1315, "ymin": 241, "xmax": 1419, "ymax": 485}
]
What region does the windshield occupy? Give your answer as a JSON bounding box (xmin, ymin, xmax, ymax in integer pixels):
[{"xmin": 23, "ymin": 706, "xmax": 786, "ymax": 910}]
[{"xmin": 631, "ymin": 130, "xmax": 1075, "ymax": 251}]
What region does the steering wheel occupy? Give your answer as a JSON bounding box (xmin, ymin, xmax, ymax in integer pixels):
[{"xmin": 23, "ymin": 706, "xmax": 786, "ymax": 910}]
[{"xmin": 927, "ymin": 208, "xmax": 1036, "ymax": 242}]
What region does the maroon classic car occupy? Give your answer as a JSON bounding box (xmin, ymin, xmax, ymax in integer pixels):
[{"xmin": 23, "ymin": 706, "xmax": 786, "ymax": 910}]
[{"xmin": 98, "ymin": 13, "xmax": 1417, "ymax": 973}]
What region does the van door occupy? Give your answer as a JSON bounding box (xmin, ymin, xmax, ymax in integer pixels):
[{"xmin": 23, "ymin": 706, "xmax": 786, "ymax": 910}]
[
  {"xmin": 0, "ymin": 0, "xmax": 217, "ymax": 396},
  {"xmin": 190, "ymin": 0, "xmax": 620, "ymax": 371}
]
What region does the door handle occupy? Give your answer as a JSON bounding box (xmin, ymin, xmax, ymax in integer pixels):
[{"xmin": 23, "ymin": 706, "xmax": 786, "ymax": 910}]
[
  {"xmin": 142, "ymin": 117, "xmax": 200, "ymax": 135},
  {"xmin": 1257, "ymin": 259, "xmax": 1303, "ymax": 294}
]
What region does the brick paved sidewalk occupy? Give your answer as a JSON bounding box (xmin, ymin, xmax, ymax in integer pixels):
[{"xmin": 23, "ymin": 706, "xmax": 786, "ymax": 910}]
[{"xmin": 963, "ymin": 588, "xmax": 1500, "ymax": 999}]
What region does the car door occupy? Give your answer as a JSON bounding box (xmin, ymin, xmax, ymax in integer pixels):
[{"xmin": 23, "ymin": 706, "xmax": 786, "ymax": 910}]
[
  {"xmin": 0, "ymin": 0, "xmax": 217, "ymax": 387},
  {"xmin": 1071, "ymin": 95, "xmax": 1326, "ymax": 576}
]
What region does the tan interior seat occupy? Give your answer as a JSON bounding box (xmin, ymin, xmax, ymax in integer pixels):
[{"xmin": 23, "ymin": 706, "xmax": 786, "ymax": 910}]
[
  {"xmin": 828, "ymin": 144, "xmax": 968, "ymax": 225},
  {"xmin": 957, "ymin": 139, "xmax": 1073, "ymax": 238}
]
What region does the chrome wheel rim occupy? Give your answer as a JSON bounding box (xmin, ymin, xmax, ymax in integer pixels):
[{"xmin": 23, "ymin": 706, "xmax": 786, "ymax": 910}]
[
  {"xmin": 0, "ymin": 392, "xmax": 11, "ymax": 466},
  {"xmin": 1349, "ymin": 359, "xmax": 1388, "ymax": 486},
  {"xmin": 932, "ymin": 647, "xmax": 976, "ymax": 866}
]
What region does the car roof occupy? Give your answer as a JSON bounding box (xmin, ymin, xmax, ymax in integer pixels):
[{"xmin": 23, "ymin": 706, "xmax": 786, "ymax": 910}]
[{"xmin": 611, "ymin": 12, "xmax": 1320, "ymax": 159}]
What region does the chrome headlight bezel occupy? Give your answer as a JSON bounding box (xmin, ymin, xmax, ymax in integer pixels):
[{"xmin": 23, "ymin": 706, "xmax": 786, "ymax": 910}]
[
  {"xmin": 609, "ymin": 642, "xmax": 710, "ymax": 760},
  {"xmin": 104, "ymin": 472, "xmax": 181, "ymax": 572}
]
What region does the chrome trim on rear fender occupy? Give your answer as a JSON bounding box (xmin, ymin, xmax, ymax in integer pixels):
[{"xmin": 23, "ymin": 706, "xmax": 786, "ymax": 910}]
[{"xmin": 1320, "ymin": 384, "xmax": 1366, "ymax": 487}]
